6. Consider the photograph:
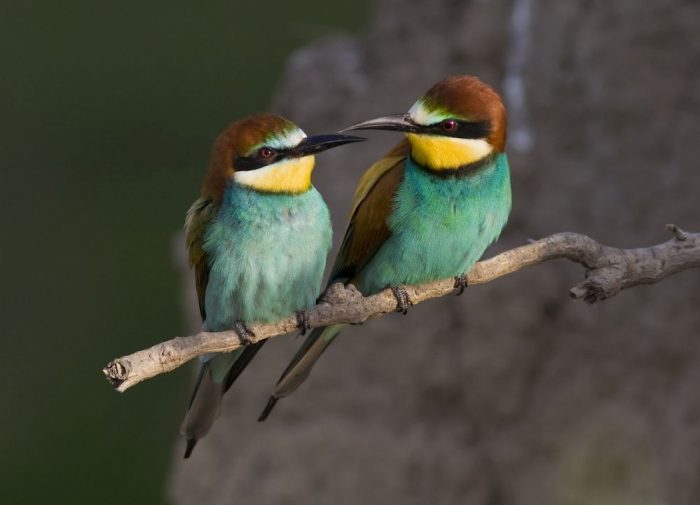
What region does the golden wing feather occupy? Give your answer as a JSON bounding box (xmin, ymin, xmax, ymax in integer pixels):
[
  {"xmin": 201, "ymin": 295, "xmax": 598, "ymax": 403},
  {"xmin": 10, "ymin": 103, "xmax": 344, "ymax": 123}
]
[
  {"xmin": 185, "ymin": 197, "xmax": 218, "ymax": 320},
  {"xmin": 331, "ymin": 140, "xmax": 409, "ymax": 281}
]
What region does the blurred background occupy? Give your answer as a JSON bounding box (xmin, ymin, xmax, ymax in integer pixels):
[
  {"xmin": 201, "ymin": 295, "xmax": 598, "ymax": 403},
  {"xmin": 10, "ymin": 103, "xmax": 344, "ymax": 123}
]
[{"xmin": 3, "ymin": 0, "xmax": 700, "ymax": 504}]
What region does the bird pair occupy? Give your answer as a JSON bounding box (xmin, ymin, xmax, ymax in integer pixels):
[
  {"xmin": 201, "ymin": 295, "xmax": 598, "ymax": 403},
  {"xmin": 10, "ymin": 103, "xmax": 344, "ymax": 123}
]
[{"xmin": 180, "ymin": 75, "xmax": 511, "ymax": 458}]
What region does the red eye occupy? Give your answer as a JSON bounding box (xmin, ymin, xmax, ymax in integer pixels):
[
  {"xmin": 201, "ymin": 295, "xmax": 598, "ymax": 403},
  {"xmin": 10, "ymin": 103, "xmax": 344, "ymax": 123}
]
[
  {"xmin": 441, "ymin": 120, "xmax": 458, "ymax": 132},
  {"xmin": 258, "ymin": 147, "xmax": 274, "ymax": 159}
]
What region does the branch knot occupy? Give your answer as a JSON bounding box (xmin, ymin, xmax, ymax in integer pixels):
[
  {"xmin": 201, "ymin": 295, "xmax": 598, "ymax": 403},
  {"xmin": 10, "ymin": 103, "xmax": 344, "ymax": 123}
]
[
  {"xmin": 321, "ymin": 282, "xmax": 363, "ymax": 305},
  {"xmin": 103, "ymin": 360, "xmax": 129, "ymax": 387},
  {"xmin": 666, "ymin": 223, "xmax": 689, "ymax": 242}
]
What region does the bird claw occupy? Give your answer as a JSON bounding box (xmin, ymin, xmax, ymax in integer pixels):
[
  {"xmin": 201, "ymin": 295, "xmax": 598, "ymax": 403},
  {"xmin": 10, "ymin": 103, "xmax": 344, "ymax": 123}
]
[
  {"xmin": 234, "ymin": 320, "xmax": 255, "ymax": 345},
  {"xmin": 454, "ymin": 273, "xmax": 469, "ymax": 296},
  {"xmin": 295, "ymin": 310, "xmax": 311, "ymax": 335},
  {"xmin": 390, "ymin": 284, "xmax": 412, "ymax": 315}
]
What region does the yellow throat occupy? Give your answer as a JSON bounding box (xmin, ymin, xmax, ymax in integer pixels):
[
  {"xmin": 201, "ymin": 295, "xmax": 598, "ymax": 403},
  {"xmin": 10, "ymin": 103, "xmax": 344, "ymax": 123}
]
[
  {"xmin": 406, "ymin": 133, "xmax": 492, "ymax": 170},
  {"xmin": 233, "ymin": 155, "xmax": 315, "ymax": 193}
]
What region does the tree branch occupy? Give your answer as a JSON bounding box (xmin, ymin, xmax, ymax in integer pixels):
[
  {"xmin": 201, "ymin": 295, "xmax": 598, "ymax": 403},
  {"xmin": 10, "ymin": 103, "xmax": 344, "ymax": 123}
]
[{"xmin": 103, "ymin": 225, "xmax": 700, "ymax": 392}]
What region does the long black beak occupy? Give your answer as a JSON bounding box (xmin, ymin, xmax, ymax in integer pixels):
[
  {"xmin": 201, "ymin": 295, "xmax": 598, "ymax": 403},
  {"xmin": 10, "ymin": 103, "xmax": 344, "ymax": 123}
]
[
  {"xmin": 340, "ymin": 114, "xmax": 419, "ymax": 133},
  {"xmin": 294, "ymin": 134, "xmax": 365, "ymax": 157}
]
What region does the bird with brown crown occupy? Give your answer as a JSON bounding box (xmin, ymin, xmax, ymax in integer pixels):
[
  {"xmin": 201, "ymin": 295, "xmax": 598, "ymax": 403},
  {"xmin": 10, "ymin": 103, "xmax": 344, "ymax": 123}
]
[
  {"xmin": 259, "ymin": 76, "xmax": 511, "ymax": 420},
  {"xmin": 179, "ymin": 113, "xmax": 363, "ymax": 456}
]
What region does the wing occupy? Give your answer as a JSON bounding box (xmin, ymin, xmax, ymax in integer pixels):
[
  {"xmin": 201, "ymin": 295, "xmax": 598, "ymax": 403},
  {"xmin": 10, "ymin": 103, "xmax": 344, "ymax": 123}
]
[
  {"xmin": 185, "ymin": 197, "xmax": 218, "ymax": 320},
  {"xmin": 330, "ymin": 139, "xmax": 409, "ymax": 282}
]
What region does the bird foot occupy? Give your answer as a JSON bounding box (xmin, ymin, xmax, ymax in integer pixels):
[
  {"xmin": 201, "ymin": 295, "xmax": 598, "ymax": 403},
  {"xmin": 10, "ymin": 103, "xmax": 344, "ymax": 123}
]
[
  {"xmin": 390, "ymin": 284, "xmax": 412, "ymax": 315},
  {"xmin": 234, "ymin": 320, "xmax": 255, "ymax": 345},
  {"xmin": 454, "ymin": 273, "xmax": 469, "ymax": 296},
  {"xmin": 295, "ymin": 310, "xmax": 311, "ymax": 336}
]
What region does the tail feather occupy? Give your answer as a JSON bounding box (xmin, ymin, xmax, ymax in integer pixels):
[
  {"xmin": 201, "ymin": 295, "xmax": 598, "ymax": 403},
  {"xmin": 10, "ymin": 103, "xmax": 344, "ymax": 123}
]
[
  {"xmin": 183, "ymin": 438, "xmax": 198, "ymax": 459},
  {"xmin": 186, "ymin": 361, "xmax": 209, "ymax": 409},
  {"xmin": 224, "ymin": 342, "xmax": 266, "ymax": 392},
  {"xmin": 179, "ymin": 362, "xmax": 223, "ymax": 457},
  {"xmin": 180, "ymin": 344, "xmax": 265, "ymax": 458},
  {"xmin": 258, "ymin": 396, "xmax": 279, "ymax": 422},
  {"xmin": 258, "ymin": 325, "xmax": 343, "ymax": 421}
]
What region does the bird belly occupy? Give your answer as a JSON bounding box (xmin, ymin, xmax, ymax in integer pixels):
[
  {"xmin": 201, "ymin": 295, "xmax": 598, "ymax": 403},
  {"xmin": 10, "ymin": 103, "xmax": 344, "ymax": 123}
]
[
  {"xmin": 203, "ymin": 187, "xmax": 331, "ymax": 331},
  {"xmin": 357, "ymin": 155, "xmax": 511, "ymax": 295}
]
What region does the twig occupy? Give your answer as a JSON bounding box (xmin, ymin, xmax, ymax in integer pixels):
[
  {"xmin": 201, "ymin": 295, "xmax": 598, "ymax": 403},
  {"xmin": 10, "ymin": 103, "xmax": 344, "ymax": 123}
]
[{"xmin": 103, "ymin": 226, "xmax": 700, "ymax": 392}]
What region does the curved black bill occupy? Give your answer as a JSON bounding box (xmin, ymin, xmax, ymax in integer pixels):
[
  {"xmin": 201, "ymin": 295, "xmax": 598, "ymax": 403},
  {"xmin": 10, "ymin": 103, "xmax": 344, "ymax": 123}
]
[
  {"xmin": 294, "ymin": 134, "xmax": 365, "ymax": 156},
  {"xmin": 340, "ymin": 114, "xmax": 419, "ymax": 133}
]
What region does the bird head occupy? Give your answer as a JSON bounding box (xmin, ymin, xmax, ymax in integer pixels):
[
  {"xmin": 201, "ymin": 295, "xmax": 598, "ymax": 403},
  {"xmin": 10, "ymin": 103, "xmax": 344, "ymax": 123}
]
[
  {"xmin": 203, "ymin": 113, "xmax": 364, "ymax": 197},
  {"xmin": 342, "ymin": 76, "xmax": 506, "ymax": 171}
]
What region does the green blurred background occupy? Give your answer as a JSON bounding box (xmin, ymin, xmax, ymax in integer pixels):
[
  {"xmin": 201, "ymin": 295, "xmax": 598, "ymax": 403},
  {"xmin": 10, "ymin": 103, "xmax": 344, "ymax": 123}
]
[{"xmin": 0, "ymin": 1, "xmax": 367, "ymax": 502}]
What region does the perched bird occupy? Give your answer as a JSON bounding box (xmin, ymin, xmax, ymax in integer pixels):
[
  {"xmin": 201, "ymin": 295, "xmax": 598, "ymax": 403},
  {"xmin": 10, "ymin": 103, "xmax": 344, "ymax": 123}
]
[
  {"xmin": 180, "ymin": 113, "xmax": 363, "ymax": 457},
  {"xmin": 259, "ymin": 76, "xmax": 511, "ymax": 420}
]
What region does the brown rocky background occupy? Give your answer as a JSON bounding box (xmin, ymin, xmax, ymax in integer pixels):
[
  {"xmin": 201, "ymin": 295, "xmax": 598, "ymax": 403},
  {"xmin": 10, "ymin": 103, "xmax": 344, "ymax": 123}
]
[{"xmin": 170, "ymin": 1, "xmax": 700, "ymax": 503}]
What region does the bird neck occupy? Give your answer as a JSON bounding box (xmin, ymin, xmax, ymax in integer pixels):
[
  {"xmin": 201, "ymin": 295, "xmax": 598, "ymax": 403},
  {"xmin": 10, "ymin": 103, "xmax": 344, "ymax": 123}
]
[
  {"xmin": 233, "ymin": 156, "xmax": 314, "ymax": 194},
  {"xmin": 406, "ymin": 133, "xmax": 493, "ymax": 171}
]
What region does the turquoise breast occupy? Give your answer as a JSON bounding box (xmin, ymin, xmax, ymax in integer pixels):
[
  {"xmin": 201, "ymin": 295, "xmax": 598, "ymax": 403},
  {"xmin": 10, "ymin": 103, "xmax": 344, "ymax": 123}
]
[
  {"xmin": 357, "ymin": 154, "xmax": 511, "ymax": 295},
  {"xmin": 203, "ymin": 184, "xmax": 332, "ymax": 331}
]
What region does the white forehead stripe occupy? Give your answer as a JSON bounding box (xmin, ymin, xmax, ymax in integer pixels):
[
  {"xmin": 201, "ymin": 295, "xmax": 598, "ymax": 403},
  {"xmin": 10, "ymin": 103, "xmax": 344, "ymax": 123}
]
[
  {"xmin": 408, "ymin": 100, "xmax": 448, "ymax": 126},
  {"xmin": 263, "ymin": 128, "xmax": 307, "ymax": 150}
]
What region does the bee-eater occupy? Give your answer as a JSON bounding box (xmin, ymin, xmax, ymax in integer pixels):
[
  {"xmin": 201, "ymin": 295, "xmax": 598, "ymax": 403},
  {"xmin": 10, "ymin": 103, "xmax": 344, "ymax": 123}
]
[
  {"xmin": 259, "ymin": 76, "xmax": 511, "ymax": 420},
  {"xmin": 179, "ymin": 113, "xmax": 363, "ymax": 457}
]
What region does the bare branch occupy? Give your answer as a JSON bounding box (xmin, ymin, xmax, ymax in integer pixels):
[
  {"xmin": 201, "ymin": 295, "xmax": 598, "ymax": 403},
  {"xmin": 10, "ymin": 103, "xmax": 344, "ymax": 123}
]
[{"xmin": 103, "ymin": 226, "xmax": 700, "ymax": 392}]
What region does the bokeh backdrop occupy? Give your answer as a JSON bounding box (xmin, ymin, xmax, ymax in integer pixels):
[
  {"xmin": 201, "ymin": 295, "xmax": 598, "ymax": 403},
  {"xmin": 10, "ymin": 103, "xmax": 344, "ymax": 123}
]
[{"xmin": 3, "ymin": 0, "xmax": 700, "ymax": 504}]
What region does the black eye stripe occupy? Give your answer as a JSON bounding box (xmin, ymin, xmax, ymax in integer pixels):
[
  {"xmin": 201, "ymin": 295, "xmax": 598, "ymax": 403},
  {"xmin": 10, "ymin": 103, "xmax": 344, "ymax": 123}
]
[
  {"xmin": 428, "ymin": 120, "xmax": 491, "ymax": 139},
  {"xmin": 234, "ymin": 147, "xmax": 291, "ymax": 172},
  {"xmin": 233, "ymin": 156, "xmax": 264, "ymax": 171}
]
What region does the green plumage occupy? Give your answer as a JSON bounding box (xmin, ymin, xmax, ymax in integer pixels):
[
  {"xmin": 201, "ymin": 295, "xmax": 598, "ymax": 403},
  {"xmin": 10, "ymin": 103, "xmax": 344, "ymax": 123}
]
[
  {"xmin": 182, "ymin": 182, "xmax": 331, "ymax": 453},
  {"xmin": 203, "ymin": 185, "xmax": 331, "ymax": 329},
  {"xmin": 355, "ymin": 154, "xmax": 510, "ymax": 293},
  {"xmin": 261, "ymin": 152, "xmax": 512, "ymax": 419}
]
